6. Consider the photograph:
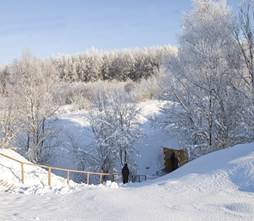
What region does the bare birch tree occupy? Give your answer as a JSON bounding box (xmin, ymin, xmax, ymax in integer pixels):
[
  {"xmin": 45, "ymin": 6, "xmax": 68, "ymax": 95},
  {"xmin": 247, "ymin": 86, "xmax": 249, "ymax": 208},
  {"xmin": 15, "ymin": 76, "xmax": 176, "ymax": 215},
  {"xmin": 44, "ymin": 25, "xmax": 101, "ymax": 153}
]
[{"xmin": 11, "ymin": 53, "xmax": 59, "ymax": 162}]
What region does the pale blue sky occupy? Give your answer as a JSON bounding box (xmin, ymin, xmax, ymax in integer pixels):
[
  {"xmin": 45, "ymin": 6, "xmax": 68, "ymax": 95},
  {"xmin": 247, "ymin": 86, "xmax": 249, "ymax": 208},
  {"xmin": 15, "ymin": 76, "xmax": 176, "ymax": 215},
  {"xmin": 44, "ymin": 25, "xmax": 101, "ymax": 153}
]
[{"xmin": 0, "ymin": 0, "xmax": 239, "ymax": 64}]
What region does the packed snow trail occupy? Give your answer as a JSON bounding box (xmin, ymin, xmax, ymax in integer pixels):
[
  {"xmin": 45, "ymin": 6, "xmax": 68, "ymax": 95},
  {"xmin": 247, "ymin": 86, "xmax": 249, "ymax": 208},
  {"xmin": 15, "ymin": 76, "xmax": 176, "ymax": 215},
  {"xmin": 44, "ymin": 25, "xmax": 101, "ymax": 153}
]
[{"xmin": 1, "ymin": 142, "xmax": 254, "ymax": 220}]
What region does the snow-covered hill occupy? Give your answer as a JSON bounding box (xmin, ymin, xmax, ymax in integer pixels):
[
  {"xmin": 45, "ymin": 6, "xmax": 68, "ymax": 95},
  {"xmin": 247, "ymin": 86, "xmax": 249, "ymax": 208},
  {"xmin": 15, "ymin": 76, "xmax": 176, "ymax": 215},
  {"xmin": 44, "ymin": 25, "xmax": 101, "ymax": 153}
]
[
  {"xmin": 0, "ymin": 142, "xmax": 254, "ymax": 220},
  {"xmin": 49, "ymin": 100, "xmax": 179, "ymax": 177}
]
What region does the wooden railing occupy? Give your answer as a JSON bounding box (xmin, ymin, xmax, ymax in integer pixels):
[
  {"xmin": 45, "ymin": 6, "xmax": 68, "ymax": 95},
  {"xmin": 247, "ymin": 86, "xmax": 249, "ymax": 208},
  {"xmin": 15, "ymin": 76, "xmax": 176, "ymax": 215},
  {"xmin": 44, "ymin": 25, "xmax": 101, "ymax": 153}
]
[
  {"xmin": 130, "ymin": 174, "xmax": 147, "ymax": 183},
  {"xmin": 0, "ymin": 152, "xmax": 116, "ymax": 187}
]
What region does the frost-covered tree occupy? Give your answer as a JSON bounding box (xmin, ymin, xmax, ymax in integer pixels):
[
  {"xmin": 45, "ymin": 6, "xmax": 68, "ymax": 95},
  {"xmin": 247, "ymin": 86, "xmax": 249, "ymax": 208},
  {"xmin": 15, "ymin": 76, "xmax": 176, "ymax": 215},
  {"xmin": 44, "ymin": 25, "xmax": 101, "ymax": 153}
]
[
  {"xmin": 161, "ymin": 0, "xmax": 245, "ymax": 156},
  {"xmin": 10, "ymin": 53, "xmax": 59, "ymax": 162},
  {"xmin": 88, "ymin": 88, "xmax": 140, "ymax": 173},
  {"xmin": 234, "ymin": 0, "xmax": 254, "ymax": 96},
  {"xmin": 231, "ymin": 0, "xmax": 254, "ymax": 139},
  {"xmin": 0, "ymin": 95, "xmax": 18, "ymax": 148},
  {"xmin": 0, "ymin": 66, "xmax": 10, "ymax": 96},
  {"xmin": 51, "ymin": 46, "xmax": 176, "ymax": 82}
]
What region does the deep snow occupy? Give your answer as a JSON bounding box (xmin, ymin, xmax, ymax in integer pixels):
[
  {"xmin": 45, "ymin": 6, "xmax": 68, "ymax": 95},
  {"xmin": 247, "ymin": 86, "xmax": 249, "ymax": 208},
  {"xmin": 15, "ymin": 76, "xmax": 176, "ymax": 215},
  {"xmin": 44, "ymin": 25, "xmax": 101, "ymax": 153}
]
[{"xmin": 0, "ymin": 142, "xmax": 254, "ymax": 221}]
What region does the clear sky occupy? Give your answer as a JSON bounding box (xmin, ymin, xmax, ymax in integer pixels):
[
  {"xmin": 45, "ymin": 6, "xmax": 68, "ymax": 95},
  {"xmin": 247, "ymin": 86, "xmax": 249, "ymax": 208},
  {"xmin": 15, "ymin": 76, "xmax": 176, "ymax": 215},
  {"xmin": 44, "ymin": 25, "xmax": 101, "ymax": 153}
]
[{"xmin": 0, "ymin": 0, "xmax": 239, "ymax": 64}]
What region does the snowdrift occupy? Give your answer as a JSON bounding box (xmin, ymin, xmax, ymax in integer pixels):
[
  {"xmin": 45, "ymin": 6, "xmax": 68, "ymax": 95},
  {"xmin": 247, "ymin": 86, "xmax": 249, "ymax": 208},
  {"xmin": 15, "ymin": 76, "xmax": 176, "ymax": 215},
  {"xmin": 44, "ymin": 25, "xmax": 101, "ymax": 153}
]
[
  {"xmin": 0, "ymin": 142, "xmax": 254, "ymax": 221},
  {"xmin": 0, "ymin": 148, "xmax": 119, "ymax": 194},
  {"xmin": 0, "ymin": 148, "xmax": 78, "ymax": 194},
  {"xmin": 149, "ymin": 142, "xmax": 254, "ymax": 193}
]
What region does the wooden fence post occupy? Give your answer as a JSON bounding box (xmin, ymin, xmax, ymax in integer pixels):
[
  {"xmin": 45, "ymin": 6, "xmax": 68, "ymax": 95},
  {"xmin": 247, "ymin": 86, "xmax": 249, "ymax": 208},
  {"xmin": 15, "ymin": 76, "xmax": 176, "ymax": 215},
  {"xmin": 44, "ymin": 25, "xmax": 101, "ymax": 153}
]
[
  {"xmin": 20, "ymin": 162, "xmax": 24, "ymax": 184},
  {"xmin": 66, "ymin": 170, "xmax": 70, "ymax": 186},
  {"xmin": 99, "ymin": 174, "xmax": 103, "ymax": 184},
  {"xmin": 86, "ymin": 172, "xmax": 90, "ymax": 185},
  {"xmin": 48, "ymin": 167, "xmax": 52, "ymax": 187}
]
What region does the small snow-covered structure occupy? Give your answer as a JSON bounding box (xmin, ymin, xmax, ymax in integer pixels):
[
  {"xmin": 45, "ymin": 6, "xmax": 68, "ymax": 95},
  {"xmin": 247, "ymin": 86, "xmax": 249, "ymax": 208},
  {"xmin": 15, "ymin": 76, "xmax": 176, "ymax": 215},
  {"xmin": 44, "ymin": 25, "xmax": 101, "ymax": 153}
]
[{"xmin": 163, "ymin": 147, "xmax": 188, "ymax": 173}]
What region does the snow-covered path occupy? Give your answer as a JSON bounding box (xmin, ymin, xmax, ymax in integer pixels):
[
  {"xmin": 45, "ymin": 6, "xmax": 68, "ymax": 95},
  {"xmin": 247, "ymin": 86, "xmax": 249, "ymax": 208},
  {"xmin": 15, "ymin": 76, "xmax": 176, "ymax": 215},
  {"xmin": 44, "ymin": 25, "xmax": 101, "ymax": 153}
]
[
  {"xmin": 0, "ymin": 185, "xmax": 253, "ymax": 221},
  {"xmin": 1, "ymin": 142, "xmax": 254, "ymax": 221}
]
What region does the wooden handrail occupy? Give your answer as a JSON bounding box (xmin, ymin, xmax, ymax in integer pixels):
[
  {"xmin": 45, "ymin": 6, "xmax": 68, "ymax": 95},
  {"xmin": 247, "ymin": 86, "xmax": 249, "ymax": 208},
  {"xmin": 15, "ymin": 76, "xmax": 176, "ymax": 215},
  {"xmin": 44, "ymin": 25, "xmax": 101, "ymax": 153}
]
[
  {"xmin": 0, "ymin": 152, "xmax": 114, "ymax": 176},
  {"xmin": 0, "ymin": 151, "xmax": 148, "ymax": 186},
  {"xmin": 0, "ymin": 152, "xmax": 23, "ymax": 164},
  {"xmin": 0, "ymin": 151, "xmax": 117, "ymax": 187},
  {"xmin": 24, "ymin": 162, "xmax": 115, "ymax": 176}
]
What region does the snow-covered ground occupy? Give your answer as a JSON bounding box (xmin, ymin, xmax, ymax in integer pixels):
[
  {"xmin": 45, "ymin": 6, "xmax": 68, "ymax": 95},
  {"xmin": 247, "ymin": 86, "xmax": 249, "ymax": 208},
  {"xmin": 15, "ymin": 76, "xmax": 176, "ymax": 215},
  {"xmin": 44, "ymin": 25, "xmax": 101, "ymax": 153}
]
[{"xmin": 0, "ymin": 142, "xmax": 254, "ymax": 220}]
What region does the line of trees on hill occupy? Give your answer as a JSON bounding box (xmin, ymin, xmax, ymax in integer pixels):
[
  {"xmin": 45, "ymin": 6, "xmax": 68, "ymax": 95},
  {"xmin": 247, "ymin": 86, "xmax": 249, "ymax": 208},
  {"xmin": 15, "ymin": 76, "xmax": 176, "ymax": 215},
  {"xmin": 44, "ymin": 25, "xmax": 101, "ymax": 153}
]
[{"xmin": 52, "ymin": 46, "xmax": 176, "ymax": 82}]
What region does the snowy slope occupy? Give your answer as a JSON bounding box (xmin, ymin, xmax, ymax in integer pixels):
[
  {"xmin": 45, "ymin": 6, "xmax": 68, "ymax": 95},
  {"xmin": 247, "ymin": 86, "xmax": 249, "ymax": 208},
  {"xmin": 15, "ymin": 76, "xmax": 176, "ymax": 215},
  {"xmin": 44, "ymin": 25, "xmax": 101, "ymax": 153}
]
[
  {"xmin": 0, "ymin": 148, "xmax": 118, "ymax": 195},
  {"xmin": 134, "ymin": 100, "xmax": 179, "ymax": 175},
  {"xmin": 0, "ymin": 148, "xmax": 78, "ymax": 194},
  {"xmin": 0, "ymin": 142, "xmax": 254, "ymax": 220},
  {"xmin": 49, "ymin": 100, "xmax": 179, "ymax": 177}
]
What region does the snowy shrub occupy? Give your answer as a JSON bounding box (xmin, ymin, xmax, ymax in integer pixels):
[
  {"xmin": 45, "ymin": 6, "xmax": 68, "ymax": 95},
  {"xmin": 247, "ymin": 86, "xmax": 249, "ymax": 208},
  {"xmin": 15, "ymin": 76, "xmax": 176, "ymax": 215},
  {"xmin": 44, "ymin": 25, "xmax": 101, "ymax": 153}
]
[{"xmin": 130, "ymin": 72, "xmax": 165, "ymax": 102}]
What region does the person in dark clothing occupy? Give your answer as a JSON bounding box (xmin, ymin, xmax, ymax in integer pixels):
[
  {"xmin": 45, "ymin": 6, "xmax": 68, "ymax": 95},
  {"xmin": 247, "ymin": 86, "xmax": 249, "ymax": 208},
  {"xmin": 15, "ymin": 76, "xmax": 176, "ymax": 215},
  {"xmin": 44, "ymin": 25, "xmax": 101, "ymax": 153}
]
[
  {"xmin": 171, "ymin": 152, "xmax": 179, "ymax": 171},
  {"xmin": 122, "ymin": 163, "xmax": 129, "ymax": 184}
]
